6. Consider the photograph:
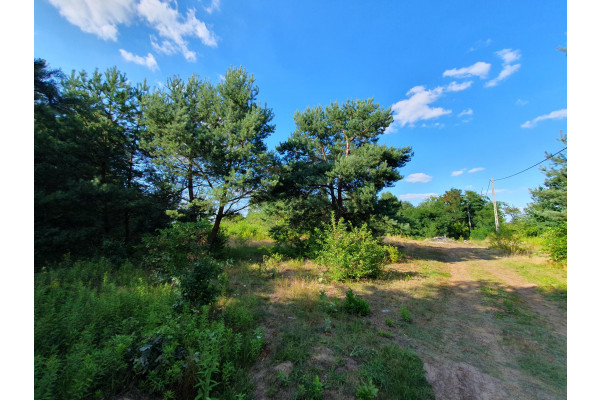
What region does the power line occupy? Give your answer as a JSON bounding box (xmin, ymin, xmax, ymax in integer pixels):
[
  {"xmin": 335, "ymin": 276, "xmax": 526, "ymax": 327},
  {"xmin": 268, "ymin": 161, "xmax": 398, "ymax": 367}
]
[
  {"xmin": 484, "ymin": 179, "xmax": 491, "ymax": 197},
  {"xmin": 494, "ymin": 147, "xmax": 567, "ymax": 182}
]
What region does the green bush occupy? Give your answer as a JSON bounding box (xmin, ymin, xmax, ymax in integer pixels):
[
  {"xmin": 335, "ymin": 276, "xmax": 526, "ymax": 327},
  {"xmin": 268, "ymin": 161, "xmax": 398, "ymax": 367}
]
[
  {"xmin": 343, "ymin": 290, "xmax": 370, "ymax": 316},
  {"xmin": 317, "ymin": 216, "xmax": 386, "ymax": 281},
  {"xmin": 488, "ymin": 225, "xmax": 527, "ymax": 255},
  {"xmin": 356, "ymin": 379, "xmax": 379, "ymax": 400},
  {"xmin": 543, "ymin": 222, "xmax": 567, "ymax": 262},
  {"xmin": 141, "ymin": 221, "xmax": 226, "ymax": 306}
]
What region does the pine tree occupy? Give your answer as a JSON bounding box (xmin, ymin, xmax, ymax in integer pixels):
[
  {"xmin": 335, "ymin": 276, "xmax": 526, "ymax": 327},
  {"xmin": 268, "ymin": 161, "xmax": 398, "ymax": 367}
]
[
  {"xmin": 270, "ymin": 98, "xmax": 413, "ymax": 234},
  {"xmin": 527, "ymin": 134, "xmax": 567, "ymax": 227},
  {"xmin": 143, "ymin": 67, "xmax": 275, "ymax": 247}
]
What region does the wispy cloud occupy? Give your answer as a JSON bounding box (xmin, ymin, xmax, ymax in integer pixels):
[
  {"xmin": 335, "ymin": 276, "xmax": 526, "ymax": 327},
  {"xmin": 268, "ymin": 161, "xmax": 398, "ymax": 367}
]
[
  {"xmin": 48, "ymin": 0, "xmax": 218, "ymax": 63},
  {"xmin": 468, "ymin": 167, "xmax": 485, "ymax": 173},
  {"xmin": 48, "ymin": 0, "xmax": 137, "ymax": 41},
  {"xmin": 137, "ymin": 0, "xmax": 217, "ymax": 62},
  {"xmin": 119, "ymin": 49, "xmax": 158, "ymax": 71},
  {"xmin": 521, "ymin": 109, "xmax": 567, "ymax": 128},
  {"xmin": 451, "ymin": 169, "xmax": 466, "ymax": 176},
  {"xmin": 468, "ymin": 38, "xmax": 492, "ymax": 52},
  {"xmin": 458, "ymin": 109, "xmax": 473, "ymax": 117},
  {"xmin": 204, "ymin": 0, "xmax": 221, "ymax": 14},
  {"xmin": 443, "ymin": 61, "xmax": 491, "ymax": 79},
  {"xmin": 485, "ymin": 49, "xmax": 521, "ymax": 87},
  {"xmin": 387, "ymin": 81, "xmax": 472, "ymax": 130},
  {"xmin": 405, "ymin": 173, "xmax": 433, "ymax": 183},
  {"xmin": 398, "ymin": 193, "xmax": 438, "ymax": 201},
  {"xmin": 515, "ymin": 99, "xmax": 528, "ymax": 106}
]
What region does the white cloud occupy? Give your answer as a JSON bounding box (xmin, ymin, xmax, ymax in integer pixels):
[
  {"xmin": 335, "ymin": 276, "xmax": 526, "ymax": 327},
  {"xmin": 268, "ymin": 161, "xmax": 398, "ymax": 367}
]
[
  {"xmin": 443, "ymin": 61, "xmax": 491, "ymax": 79},
  {"xmin": 468, "ymin": 167, "xmax": 485, "ymax": 173},
  {"xmin": 48, "ymin": 0, "xmax": 137, "ymax": 41},
  {"xmin": 458, "ymin": 109, "xmax": 473, "ymax": 117},
  {"xmin": 398, "ymin": 193, "xmax": 438, "ymax": 201},
  {"xmin": 388, "ymin": 81, "xmax": 472, "ymax": 128},
  {"xmin": 119, "ymin": 49, "xmax": 158, "ymax": 71},
  {"xmin": 48, "ymin": 0, "xmax": 218, "ymax": 62},
  {"xmin": 451, "ymin": 169, "xmax": 466, "ymax": 176},
  {"xmin": 137, "ymin": 0, "xmax": 217, "ymax": 62},
  {"xmin": 204, "ymin": 0, "xmax": 221, "ymax": 14},
  {"xmin": 468, "ymin": 38, "xmax": 492, "ymax": 52},
  {"xmin": 485, "ymin": 64, "xmax": 520, "ymax": 87},
  {"xmin": 496, "ymin": 48, "xmax": 521, "ymax": 65},
  {"xmin": 405, "ymin": 173, "xmax": 433, "ymax": 183},
  {"xmin": 521, "ymin": 109, "xmax": 567, "ymax": 128},
  {"xmin": 516, "ymin": 99, "xmax": 528, "ymax": 106},
  {"xmin": 485, "ymin": 48, "xmax": 521, "ymax": 87}
]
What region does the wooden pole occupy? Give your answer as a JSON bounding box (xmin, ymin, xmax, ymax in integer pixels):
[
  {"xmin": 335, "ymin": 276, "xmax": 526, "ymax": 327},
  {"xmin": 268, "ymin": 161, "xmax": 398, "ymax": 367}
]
[{"xmin": 491, "ymin": 178, "xmax": 500, "ymax": 234}]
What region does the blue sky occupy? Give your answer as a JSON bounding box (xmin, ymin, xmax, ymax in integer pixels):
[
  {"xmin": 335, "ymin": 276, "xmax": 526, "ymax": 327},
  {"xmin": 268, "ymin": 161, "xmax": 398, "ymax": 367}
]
[{"xmin": 34, "ymin": 0, "xmax": 567, "ymax": 210}]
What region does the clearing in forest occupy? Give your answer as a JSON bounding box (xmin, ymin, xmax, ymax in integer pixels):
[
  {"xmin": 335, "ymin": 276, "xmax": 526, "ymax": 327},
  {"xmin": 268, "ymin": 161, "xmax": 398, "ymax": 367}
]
[{"xmin": 225, "ymin": 238, "xmax": 566, "ymax": 399}]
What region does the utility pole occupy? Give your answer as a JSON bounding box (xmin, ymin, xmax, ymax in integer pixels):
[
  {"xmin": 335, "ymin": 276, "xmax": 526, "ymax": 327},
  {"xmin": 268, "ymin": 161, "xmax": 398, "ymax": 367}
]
[{"xmin": 491, "ymin": 178, "xmax": 500, "ymax": 234}]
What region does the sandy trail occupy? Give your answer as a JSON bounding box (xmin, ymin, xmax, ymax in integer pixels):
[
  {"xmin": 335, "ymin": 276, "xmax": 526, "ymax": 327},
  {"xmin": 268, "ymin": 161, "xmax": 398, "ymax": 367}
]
[{"xmin": 399, "ymin": 240, "xmax": 566, "ymax": 400}]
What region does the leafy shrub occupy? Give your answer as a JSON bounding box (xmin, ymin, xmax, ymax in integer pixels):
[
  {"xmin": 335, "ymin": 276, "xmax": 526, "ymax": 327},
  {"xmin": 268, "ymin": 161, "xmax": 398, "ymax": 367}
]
[
  {"xmin": 356, "ymin": 379, "xmax": 379, "ymax": 400},
  {"xmin": 317, "ymin": 216, "xmax": 386, "ymax": 281},
  {"xmin": 400, "ymin": 306, "xmax": 412, "ymax": 323},
  {"xmin": 488, "ymin": 225, "xmax": 527, "ymax": 255},
  {"xmin": 141, "ymin": 221, "xmax": 226, "ymax": 306},
  {"xmin": 343, "ymin": 290, "xmax": 370, "ymax": 316},
  {"xmin": 318, "ymin": 290, "xmax": 340, "ymax": 315},
  {"xmin": 180, "ymin": 257, "xmax": 223, "ymax": 307},
  {"xmin": 298, "ymin": 375, "xmax": 323, "ymax": 400},
  {"xmin": 385, "ymin": 245, "xmax": 402, "ymax": 263},
  {"xmin": 543, "ymin": 222, "xmax": 567, "ymax": 262},
  {"xmin": 385, "ymin": 318, "xmax": 394, "ymax": 327}
]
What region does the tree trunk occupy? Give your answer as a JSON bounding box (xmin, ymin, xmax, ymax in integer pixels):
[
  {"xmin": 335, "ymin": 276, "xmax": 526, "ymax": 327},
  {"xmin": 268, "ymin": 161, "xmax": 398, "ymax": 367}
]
[
  {"xmin": 208, "ymin": 204, "xmax": 225, "ymax": 249},
  {"xmin": 188, "ymin": 166, "xmax": 196, "ymax": 222}
]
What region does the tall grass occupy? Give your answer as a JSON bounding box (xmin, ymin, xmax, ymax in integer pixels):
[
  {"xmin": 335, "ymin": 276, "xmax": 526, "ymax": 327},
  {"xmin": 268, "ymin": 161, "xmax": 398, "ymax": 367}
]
[{"xmin": 35, "ymin": 258, "xmax": 263, "ymax": 400}]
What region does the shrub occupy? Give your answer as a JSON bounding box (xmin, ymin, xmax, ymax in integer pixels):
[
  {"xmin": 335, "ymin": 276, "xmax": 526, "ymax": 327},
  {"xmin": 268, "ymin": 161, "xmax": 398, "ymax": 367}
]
[
  {"xmin": 543, "ymin": 222, "xmax": 567, "ymax": 263},
  {"xmin": 488, "ymin": 225, "xmax": 527, "ymax": 255},
  {"xmin": 385, "ymin": 245, "xmax": 402, "ymax": 263},
  {"xmin": 343, "ymin": 290, "xmax": 370, "ymax": 316},
  {"xmin": 180, "ymin": 258, "xmax": 223, "ymax": 307},
  {"xmin": 141, "ymin": 221, "xmax": 226, "ymax": 307},
  {"xmin": 356, "ymin": 379, "xmax": 379, "ymax": 400},
  {"xmin": 400, "ymin": 306, "xmax": 412, "ymax": 323},
  {"xmin": 317, "ymin": 216, "xmax": 386, "ymax": 281}
]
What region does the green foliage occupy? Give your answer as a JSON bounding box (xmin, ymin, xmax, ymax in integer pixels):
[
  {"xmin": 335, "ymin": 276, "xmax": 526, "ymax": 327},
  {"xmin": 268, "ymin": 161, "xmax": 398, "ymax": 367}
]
[
  {"xmin": 343, "ymin": 290, "xmax": 371, "ymax": 316},
  {"xmin": 318, "ymin": 290, "xmax": 341, "ymax": 315},
  {"xmin": 385, "ymin": 318, "xmax": 394, "ymax": 327},
  {"xmin": 400, "ymin": 306, "xmax": 412, "ymax": 323},
  {"xmin": 488, "ymin": 225, "xmax": 528, "ymax": 255},
  {"xmin": 356, "ymin": 379, "xmax": 379, "ymax": 400},
  {"xmin": 142, "ymin": 66, "xmax": 276, "ymax": 246},
  {"xmin": 542, "ymin": 222, "xmax": 567, "ymax": 262},
  {"xmin": 385, "ymin": 245, "xmax": 401, "ymax": 263},
  {"xmin": 142, "ymin": 221, "xmax": 226, "ymax": 306},
  {"xmin": 35, "ymin": 259, "xmax": 262, "ymax": 400},
  {"xmin": 297, "ymin": 375, "xmax": 324, "ymax": 400},
  {"xmin": 266, "ymin": 98, "xmax": 412, "ymax": 236},
  {"xmin": 317, "ymin": 216, "xmax": 386, "ymax": 280},
  {"xmin": 34, "ymin": 60, "xmax": 177, "ymax": 267},
  {"xmin": 526, "ymin": 134, "xmax": 567, "ymax": 228}
]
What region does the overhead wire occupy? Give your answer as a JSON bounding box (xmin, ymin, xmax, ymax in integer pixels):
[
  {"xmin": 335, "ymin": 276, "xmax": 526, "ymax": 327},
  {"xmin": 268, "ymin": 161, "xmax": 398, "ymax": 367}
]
[
  {"xmin": 480, "ymin": 146, "xmax": 566, "ymax": 198},
  {"xmin": 494, "ymin": 147, "xmax": 566, "ymax": 182}
]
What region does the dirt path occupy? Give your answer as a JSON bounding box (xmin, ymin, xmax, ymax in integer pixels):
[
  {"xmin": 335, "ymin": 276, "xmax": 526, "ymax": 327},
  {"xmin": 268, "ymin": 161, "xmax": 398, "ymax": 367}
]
[{"xmin": 399, "ymin": 239, "xmax": 566, "ymax": 400}]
